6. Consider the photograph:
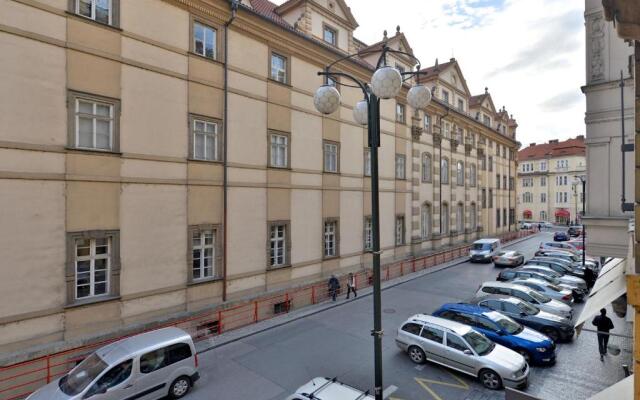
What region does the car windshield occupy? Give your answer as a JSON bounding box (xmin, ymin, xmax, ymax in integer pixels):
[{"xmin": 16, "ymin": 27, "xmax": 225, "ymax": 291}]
[
  {"xmin": 473, "ymin": 243, "xmax": 492, "ymax": 250},
  {"xmin": 462, "ymin": 330, "xmax": 495, "ymax": 356},
  {"xmin": 516, "ymin": 301, "xmax": 539, "ymax": 315},
  {"xmin": 59, "ymin": 353, "xmax": 108, "ymax": 395},
  {"xmin": 486, "ymin": 311, "xmax": 523, "ymax": 334},
  {"xmin": 528, "ymin": 289, "xmax": 551, "ymax": 303}
]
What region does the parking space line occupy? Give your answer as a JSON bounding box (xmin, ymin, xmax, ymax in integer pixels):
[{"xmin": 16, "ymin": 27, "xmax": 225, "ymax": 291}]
[
  {"xmin": 383, "ymin": 385, "xmax": 398, "ymax": 398},
  {"xmin": 414, "ymin": 371, "xmax": 470, "ymax": 400}
]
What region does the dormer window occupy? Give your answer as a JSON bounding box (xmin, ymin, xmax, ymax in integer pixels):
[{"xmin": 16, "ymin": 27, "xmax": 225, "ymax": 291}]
[
  {"xmin": 323, "ymin": 24, "xmax": 337, "ymax": 46},
  {"xmin": 457, "ymin": 99, "xmax": 464, "ymax": 112},
  {"xmin": 442, "ymin": 90, "xmax": 449, "ymax": 104}
]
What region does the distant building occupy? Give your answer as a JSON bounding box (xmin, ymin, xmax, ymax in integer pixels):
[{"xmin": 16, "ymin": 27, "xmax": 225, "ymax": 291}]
[{"xmin": 517, "ymin": 137, "xmax": 586, "ymax": 225}]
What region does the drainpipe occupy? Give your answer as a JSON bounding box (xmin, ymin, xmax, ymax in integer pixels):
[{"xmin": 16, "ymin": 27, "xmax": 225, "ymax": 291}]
[
  {"xmin": 619, "ymin": 70, "xmax": 635, "ymax": 212},
  {"xmin": 222, "ymin": 0, "xmax": 239, "ymax": 302},
  {"xmin": 439, "ymin": 107, "xmax": 449, "ymax": 238}
]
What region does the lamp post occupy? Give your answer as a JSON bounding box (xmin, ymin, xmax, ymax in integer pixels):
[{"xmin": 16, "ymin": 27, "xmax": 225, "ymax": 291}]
[
  {"xmin": 313, "ymin": 45, "xmax": 431, "ymax": 400},
  {"xmin": 574, "ymin": 175, "xmax": 586, "ymax": 269}
]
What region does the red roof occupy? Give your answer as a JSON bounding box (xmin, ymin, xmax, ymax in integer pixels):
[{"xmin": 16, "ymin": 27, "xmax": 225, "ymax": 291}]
[
  {"xmin": 518, "ymin": 136, "xmax": 585, "ymax": 160},
  {"xmin": 250, "ymin": 0, "xmax": 291, "ymax": 28}
]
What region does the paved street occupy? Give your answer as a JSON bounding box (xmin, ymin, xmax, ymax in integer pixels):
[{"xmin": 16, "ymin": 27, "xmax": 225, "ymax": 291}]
[{"xmin": 186, "ymin": 232, "xmax": 632, "ymax": 400}]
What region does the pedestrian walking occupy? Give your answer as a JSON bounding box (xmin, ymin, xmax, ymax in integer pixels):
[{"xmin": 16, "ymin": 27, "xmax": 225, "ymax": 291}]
[
  {"xmin": 328, "ymin": 274, "xmax": 340, "ymax": 302},
  {"xmin": 538, "ymin": 223, "xmax": 542, "ymax": 232},
  {"xmin": 584, "ymin": 266, "xmax": 596, "ymax": 289},
  {"xmin": 346, "ymin": 272, "xmax": 357, "ymax": 299},
  {"xmin": 592, "ymin": 308, "xmax": 614, "ymax": 361}
]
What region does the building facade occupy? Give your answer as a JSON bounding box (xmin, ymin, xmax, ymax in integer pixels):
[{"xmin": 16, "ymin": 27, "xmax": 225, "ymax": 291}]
[
  {"xmin": 582, "ymin": 0, "xmax": 635, "ymax": 258},
  {"xmin": 517, "ymin": 137, "xmax": 586, "ymax": 225},
  {"xmin": 0, "ymin": 0, "xmax": 518, "ymax": 356}
]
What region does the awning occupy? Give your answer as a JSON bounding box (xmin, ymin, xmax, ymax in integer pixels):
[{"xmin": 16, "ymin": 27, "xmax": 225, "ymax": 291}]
[
  {"xmin": 588, "ymin": 374, "xmax": 633, "ymax": 400},
  {"xmin": 523, "ymin": 210, "xmax": 532, "ymax": 217},
  {"xmin": 555, "ymin": 209, "xmax": 570, "ymax": 217},
  {"xmin": 575, "ymin": 258, "xmax": 627, "ymax": 327}
]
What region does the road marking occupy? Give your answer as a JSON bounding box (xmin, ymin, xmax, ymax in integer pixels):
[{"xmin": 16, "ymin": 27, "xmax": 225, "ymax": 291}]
[
  {"xmin": 383, "ymin": 385, "xmax": 398, "ymax": 398},
  {"xmin": 414, "ymin": 371, "xmax": 470, "ymax": 400},
  {"xmin": 414, "ymin": 364, "xmax": 425, "ymax": 371}
]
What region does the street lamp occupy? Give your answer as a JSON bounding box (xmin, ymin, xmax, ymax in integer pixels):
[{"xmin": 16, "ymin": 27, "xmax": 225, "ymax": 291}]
[
  {"xmin": 313, "ymin": 45, "xmax": 431, "ymax": 400},
  {"xmin": 574, "ymin": 176, "xmax": 586, "ymax": 270}
]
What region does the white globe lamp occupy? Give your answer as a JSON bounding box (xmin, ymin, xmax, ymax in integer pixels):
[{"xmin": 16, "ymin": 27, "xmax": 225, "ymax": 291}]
[
  {"xmin": 370, "ymin": 66, "xmax": 402, "ymax": 99},
  {"xmin": 353, "ymin": 100, "xmax": 368, "ymax": 125},
  {"xmin": 407, "ymin": 85, "xmax": 432, "ymax": 109},
  {"xmin": 313, "ymin": 85, "xmax": 341, "ymax": 114}
]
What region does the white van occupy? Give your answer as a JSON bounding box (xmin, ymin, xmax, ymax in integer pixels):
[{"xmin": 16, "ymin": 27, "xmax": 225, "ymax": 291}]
[
  {"xmin": 286, "ymin": 377, "xmax": 374, "ymax": 400},
  {"xmin": 27, "ymin": 327, "xmax": 199, "ymax": 400},
  {"xmin": 470, "ymin": 238, "xmax": 502, "ymax": 263}
]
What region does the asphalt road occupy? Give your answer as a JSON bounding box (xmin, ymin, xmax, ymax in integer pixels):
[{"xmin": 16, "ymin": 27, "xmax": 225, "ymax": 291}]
[{"xmin": 185, "ymin": 231, "xmax": 632, "ymax": 400}]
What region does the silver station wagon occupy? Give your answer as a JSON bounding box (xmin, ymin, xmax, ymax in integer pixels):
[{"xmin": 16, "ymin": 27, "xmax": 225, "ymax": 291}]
[
  {"xmin": 396, "ymin": 314, "xmax": 529, "ymax": 390},
  {"xmin": 27, "ymin": 327, "xmax": 199, "ymax": 400}
]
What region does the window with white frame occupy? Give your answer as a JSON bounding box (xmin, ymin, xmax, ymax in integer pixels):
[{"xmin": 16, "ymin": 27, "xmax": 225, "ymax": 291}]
[
  {"xmin": 443, "ymin": 121, "xmax": 451, "ymax": 138},
  {"xmin": 324, "ymin": 141, "xmax": 339, "ymax": 173},
  {"xmin": 364, "ymin": 148, "xmax": 371, "ymax": 176},
  {"xmin": 470, "ymin": 164, "xmax": 476, "ymax": 186},
  {"xmin": 192, "ymin": 229, "xmax": 215, "ymax": 280},
  {"xmin": 540, "ymin": 176, "xmax": 546, "ymax": 186},
  {"xmin": 396, "ymin": 103, "xmax": 406, "ymax": 123},
  {"xmin": 456, "ymin": 203, "xmax": 464, "ymax": 233},
  {"xmin": 441, "ymin": 204, "xmax": 449, "ymax": 234},
  {"xmin": 192, "ymin": 118, "xmax": 220, "ymax": 161},
  {"xmin": 564, "ymin": 192, "xmax": 568, "ymax": 202},
  {"xmin": 270, "ymin": 52, "xmax": 288, "ymax": 83},
  {"xmin": 270, "ymin": 133, "xmax": 288, "ymax": 168},
  {"xmin": 269, "ymin": 223, "xmax": 287, "ymax": 267},
  {"xmin": 424, "ymin": 114, "xmax": 431, "ymax": 131},
  {"xmin": 395, "ymin": 216, "xmax": 405, "ymax": 245},
  {"xmin": 441, "ymin": 158, "xmax": 449, "ymax": 184},
  {"xmin": 540, "ymin": 161, "xmax": 547, "ymax": 171},
  {"xmin": 541, "ymin": 193, "xmax": 547, "ymax": 203},
  {"xmin": 194, "ymin": 22, "xmax": 216, "ymax": 59},
  {"xmin": 74, "ymin": 97, "xmax": 115, "ymax": 151},
  {"xmin": 421, "ymin": 203, "xmax": 431, "ymax": 239},
  {"xmin": 455, "ymin": 127, "xmax": 463, "ymax": 143},
  {"xmin": 324, "ymin": 220, "xmax": 338, "ymax": 257},
  {"xmin": 456, "ymin": 161, "xmax": 464, "ymax": 185},
  {"xmin": 395, "ymin": 154, "xmax": 406, "ymax": 179},
  {"xmin": 364, "ymin": 216, "xmax": 372, "ymax": 250},
  {"xmin": 422, "ymin": 153, "xmax": 432, "ymax": 182},
  {"xmin": 75, "ymin": 237, "xmax": 110, "ymax": 299},
  {"xmin": 323, "ymin": 25, "xmax": 337, "ymax": 45},
  {"xmin": 75, "ymin": 0, "xmax": 113, "ymax": 25}
]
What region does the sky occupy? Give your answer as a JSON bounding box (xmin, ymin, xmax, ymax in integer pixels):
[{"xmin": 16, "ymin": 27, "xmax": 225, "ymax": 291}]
[{"xmin": 273, "ymin": 0, "xmax": 586, "ymax": 146}]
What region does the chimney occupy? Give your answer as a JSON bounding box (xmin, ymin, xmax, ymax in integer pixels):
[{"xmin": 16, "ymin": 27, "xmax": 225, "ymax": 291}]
[
  {"xmin": 549, "ymin": 139, "xmax": 559, "ymax": 144},
  {"xmin": 529, "ymin": 143, "xmax": 536, "ymax": 147},
  {"xmin": 576, "ymin": 135, "xmax": 584, "ymax": 140}
]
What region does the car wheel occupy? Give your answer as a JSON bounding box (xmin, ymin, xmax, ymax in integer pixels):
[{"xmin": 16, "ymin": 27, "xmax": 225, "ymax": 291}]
[
  {"xmin": 541, "ymin": 327, "xmax": 560, "ymax": 342},
  {"xmin": 408, "ymin": 346, "xmax": 426, "ymax": 364},
  {"xmin": 169, "ymin": 376, "xmax": 192, "ymax": 399},
  {"xmin": 516, "ymin": 349, "xmax": 531, "ymax": 364},
  {"xmin": 479, "ymin": 369, "xmax": 503, "ymax": 390}
]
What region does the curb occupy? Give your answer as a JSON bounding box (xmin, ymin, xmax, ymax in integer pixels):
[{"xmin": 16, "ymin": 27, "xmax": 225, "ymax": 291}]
[{"xmin": 197, "ymin": 232, "xmax": 540, "ymax": 354}]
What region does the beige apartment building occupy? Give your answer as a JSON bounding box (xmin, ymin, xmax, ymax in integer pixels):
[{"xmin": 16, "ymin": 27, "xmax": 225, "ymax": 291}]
[
  {"xmin": 0, "ymin": 0, "xmax": 518, "ymax": 356},
  {"xmin": 517, "ymin": 137, "xmax": 586, "ymax": 225}
]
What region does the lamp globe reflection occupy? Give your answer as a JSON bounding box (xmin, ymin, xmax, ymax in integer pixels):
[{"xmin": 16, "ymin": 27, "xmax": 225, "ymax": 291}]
[
  {"xmin": 370, "ymin": 66, "xmax": 402, "ymax": 99},
  {"xmin": 313, "ymin": 85, "xmax": 341, "ymax": 114},
  {"xmin": 353, "ymin": 100, "xmax": 369, "ymax": 125},
  {"xmin": 407, "ymin": 84, "xmax": 432, "ymax": 109}
]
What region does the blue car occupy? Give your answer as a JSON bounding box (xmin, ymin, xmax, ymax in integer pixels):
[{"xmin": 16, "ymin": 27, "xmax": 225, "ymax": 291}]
[
  {"xmin": 553, "ymin": 231, "xmax": 569, "ymax": 242},
  {"xmin": 433, "ymin": 303, "xmax": 556, "ymax": 365}
]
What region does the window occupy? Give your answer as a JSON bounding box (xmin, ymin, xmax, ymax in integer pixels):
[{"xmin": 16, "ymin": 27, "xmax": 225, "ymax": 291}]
[
  {"xmin": 541, "ymin": 193, "xmax": 546, "ymax": 203},
  {"xmin": 194, "ymin": 22, "xmax": 217, "ymax": 59},
  {"xmin": 488, "ymin": 156, "xmax": 493, "ymax": 172},
  {"xmin": 441, "ymin": 203, "xmax": 449, "ymax": 234},
  {"xmin": 441, "ymin": 158, "xmax": 449, "ymax": 184},
  {"xmin": 421, "ymin": 203, "xmax": 431, "ymax": 239},
  {"xmin": 447, "ymin": 334, "xmax": 470, "ymax": 352},
  {"xmin": 455, "ymin": 127, "xmax": 463, "ymax": 143},
  {"xmin": 488, "ymin": 189, "xmax": 493, "ymax": 208},
  {"xmin": 421, "ymin": 326, "xmax": 445, "ymax": 344},
  {"xmin": 424, "ymin": 114, "xmax": 431, "ymax": 131},
  {"xmin": 364, "ymin": 216, "xmax": 372, "ymax": 250},
  {"xmin": 401, "ymin": 323, "xmax": 422, "ymax": 336},
  {"xmin": 509, "ymin": 208, "xmax": 515, "ymax": 226},
  {"xmin": 481, "ymin": 189, "xmax": 487, "ymax": 209},
  {"xmin": 540, "ymin": 210, "xmax": 547, "ymax": 221},
  {"xmin": 323, "ymin": 24, "xmax": 337, "ymax": 45},
  {"xmin": 509, "ymin": 177, "xmax": 514, "ymax": 190},
  {"xmin": 323, "ymin": 141, "xmax": 339, "ymax": 173},
  {"xmin": 140, "ymin": 343, "xmax": 192, "ymax": 374},
  {"xmin": 190, "ymin": 226, "xmax": 222, "ymax": 282},
  {"xmin": 270, "ymin": 52, "xmax": 288, "ymax": 83},
  {"xmin": 395, "ymin": 154, "xmax": 406, "ymax": 179},
  {"xmin": 364, "ymin": 148, "xmax": 371, "ymax": 176},
  {"xmin": 395, "ymin": 216, "xmax": 405, "ymax": 245},
  {"xmin": 563, "ymin": 176, "xmax": 568, "ymax": 185},
  {"xmin": 503, "ymin": 209, "xmax": 507, "ymax": 227},
  {"xmin": 421, "ymin": 153, "xmax": 432, "ymax": 182},
  {"xmin": 496, "ymin": 144, "xmax": 500, "ymax": 156},
  {"xmin": 456, "ymin": 161, "xmax": 464, "ymax": 185},
  {"xmin": 456, "ymin": 203, "xmax": 464, "ymax": 233},
  {"xmin": 503, "ymin": 176, "xmax": 506, "ymax": 189},
  {"xmin": 269, "ymin": 133, "xmax": 289, "ymax": 168},
  {"xmin": 469, "ymin": 164, "xmax": 476, "ymax": 187},
  {"xmin": 74, "ymin": 237, "xmax": 110, "ymax": 300},
  {"xmin": 191, "ymin": 117, "xmax": 220, "ymax": 161},
  {"xmin": 475, "ymin": 317, "xmax": 499, "ymax": 332},
  {"xmin": 564, "ymin": 192, "xmax": 568, "ymax": 202},
  {"xmin": 496, "ymin": 174, "xmax": 501, "ymax": 189},
  {"xmin": 86, "ymin": 359, "xmax": 132, "ymax": 396},
  {"xmin": 396, "ymin": 103, "xmax": 406, "ymax": 123},
  {"xmin": 541, "ymin": 176, "xmax": 546, "ymax": 186},
  {"xmin": 324, "ymin": 220, "xmax": 338, "ymax": 258},
  {"xmin": 480, "ymin": 156, "xmax": 486, "ymax": 171},
  {"xmin": 483, "ymin": 114, "xmax": 491, "ymax": 126},
  {"xmin": 74, "ymin": 0, "xmax": 116, "ymax": 25},
  {"xmin": 502, "ymin": 146, "xmax": 506, "ymax": 158},
  {"xmin": 457, "ymin": 99, "xmax": 464, "ymax": 112},
  {"xmin": 269, "ymin": 222, "xmax": 289, "ymax": 267},
  {"xmin": 496, "ymin": 209, "xmax": 501, "ymax": 227},
  {"xmin": 443, "ymin": 121, "xmax": 451, "ymax": 138},
  {"xmin": 470, "ymin": 203, "xmax": 477, "ymax": 230},
  {"xmin": 70, "ymin": 93, "xmax": 118, "ymax": 151},
  {"xmin": 442, "ymin": 90, "xmax": 450, "ymax": 104}
]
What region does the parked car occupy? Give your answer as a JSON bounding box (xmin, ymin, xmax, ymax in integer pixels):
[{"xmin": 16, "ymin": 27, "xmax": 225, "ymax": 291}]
[
  {"xmin": 567, "ymin": 240, "xmax": 584, "ymax": 251},
  {"xmin": 470, "ymin": 239, "xmax": 502, "ymax": 263},
  {"xmin": 432, "ymin": 303, "xmax": 556, "ymax": 365},
  {"xmin": 533, "ymin": 250, "xmax": 599, "ymax": 271},
  {"xmin": 519, "ymin": 265, "xmax": 588, "ymax": 292},
  {"xmin": 286, "ymin": 377, "xmax": 374, "ymax": 400},
  {"xmin": 492, "ymin": 251, "xmax": 525, "ymax": 267},
  {"xmin": 496, "ymin": 269, "xmax": 582, "ymax": 302},
  {"xmin": 567, "ymin": 225, "xmax": 583, "ymax": 237},
  {"xmin": 396, "ymin": 314, "xmax": 529, "ymax": 390},
  {"xmin": 475, "ymin": 281, "xmax": 573, "ymax": 320},
  {"xmin": 528, "ymin": 257, "xmax": 586, "ymax": 278},
  {"xmin": 26, "ymin": 327, "xmax": 199, "ymax": 400},
  {"xmin": 553, "ymin": 231, "xmax": 569, "ymax": 242},
  {"xmin": 470, "ymin": 295, "xmax": 575, "ymax": 342},
  {"xmin": 543, "ymin": 222, "xmax": 554, "ymax": 228},
  {"xmin": 539, "ymin": 241, "xmax": 579, "ymax": 254},
  {"xmin": 511, "ymin": 278, "xmax": 574, "ymax": 304},
  {"xmin": 520, "ymin": 222, "xmax": 533, "ymax": 230}
]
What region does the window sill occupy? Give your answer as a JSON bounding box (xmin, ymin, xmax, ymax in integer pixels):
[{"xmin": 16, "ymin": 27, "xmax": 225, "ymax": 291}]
[
  {"xmin": 188, "ymin": 277, "xmax": 224, "ymax": 286},
  {"xmin": 65, "ymin": 147, "xmax": 122, "ymax": 156},
  {"xmin": 187, "ymin": 157, "xmax": 223, "ymax": 164},
  {"xmin": 267, "ymin": 264, "xmax": 292, "ymax": 271},
  {"xmin": 322, "ymin": 255, "xmax": 339, "ymax": 261},
  {"xmin": 268, "ymin": 165, "xmax": 291, "ymax": 171},
  {"xmin": 188, "ymin": 52, "xmax": 223, "ymax": 65},
  {"xmin": 65, "ymin": 295, "xmax": 121, "ymax": 309},
  {"xmin": 323, "ymin": 170, "xmax": 340, "ymax": 175},
  {"xmin": 65, "ymin": 12, "xmax": 122, "ymax": 32},
  {"xmin": 267, "ymin": 78, "xmax": 292, "ymax": 88}
]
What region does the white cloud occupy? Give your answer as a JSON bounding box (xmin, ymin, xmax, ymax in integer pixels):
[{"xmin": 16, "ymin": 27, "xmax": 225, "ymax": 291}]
[{"xmin": 272, "ymin": 0, "xmax": 586, "ymax": 145}]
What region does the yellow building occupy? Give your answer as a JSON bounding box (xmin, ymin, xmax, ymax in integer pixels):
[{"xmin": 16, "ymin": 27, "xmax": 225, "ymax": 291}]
[
  {"xmin": 0, "ymin": 0, "xmax": 518, "ymax": 358},
  {"xmin": 517, "ymin": 137, "xmax": 586, "ymax": 225}
]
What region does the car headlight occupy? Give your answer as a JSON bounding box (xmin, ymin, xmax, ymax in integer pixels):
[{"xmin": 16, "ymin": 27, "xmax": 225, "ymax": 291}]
[{"xmin": 536, "ymin": 347, "xmax": 547, "ymax": 352}]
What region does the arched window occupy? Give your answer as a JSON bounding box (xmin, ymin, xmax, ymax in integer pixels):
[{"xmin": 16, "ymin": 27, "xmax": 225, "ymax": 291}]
[
  {"xmin": 422, "ymin": 153, "xmax": 432, "ymax": 183},
  {"xmin": 456, "ymin": 203, "xmax": 464, "ymax": 233},
  {"xmin": 441, "ymin": 203, "xmax": 449, "ymax": 234},
  {"xmin": 421, "ymin": 203, "xmax": 431, "ymax": 239},
  {"xmin": 456, "ymin": 161, "xmax": 464, "ymax": 185},
  {"xmin": 441, "ymin": 158, "xmax": 449, "ymax": 184},
  {"xmin": 470, "ymin": 164, "xmax": 476, "ymax": 187},
  {"xmin": 470, "ymin": 203, "xmax": 477, "ymax": 230}
]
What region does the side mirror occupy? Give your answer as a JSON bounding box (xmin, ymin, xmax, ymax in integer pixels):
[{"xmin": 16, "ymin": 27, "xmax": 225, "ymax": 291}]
[{"xmin": 463, "ymin": 349, "xmax": 473, "ymax": 355}]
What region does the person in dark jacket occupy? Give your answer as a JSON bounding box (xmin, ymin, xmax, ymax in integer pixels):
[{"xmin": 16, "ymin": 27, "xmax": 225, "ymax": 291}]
[
  {"xmin": 583, "ymin": 266, "xmax": 596, "ymax": 289},
  {"xmin": 346, "ymin": 272, "xmax": 357, "ymax": 299},
  {"xmin": 592, "ymin": 308, "xmax": 614, "ymax": 360},
  {"xmin": 328, "ymin": 275, "xmax": 340, "ymax": 301}
]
